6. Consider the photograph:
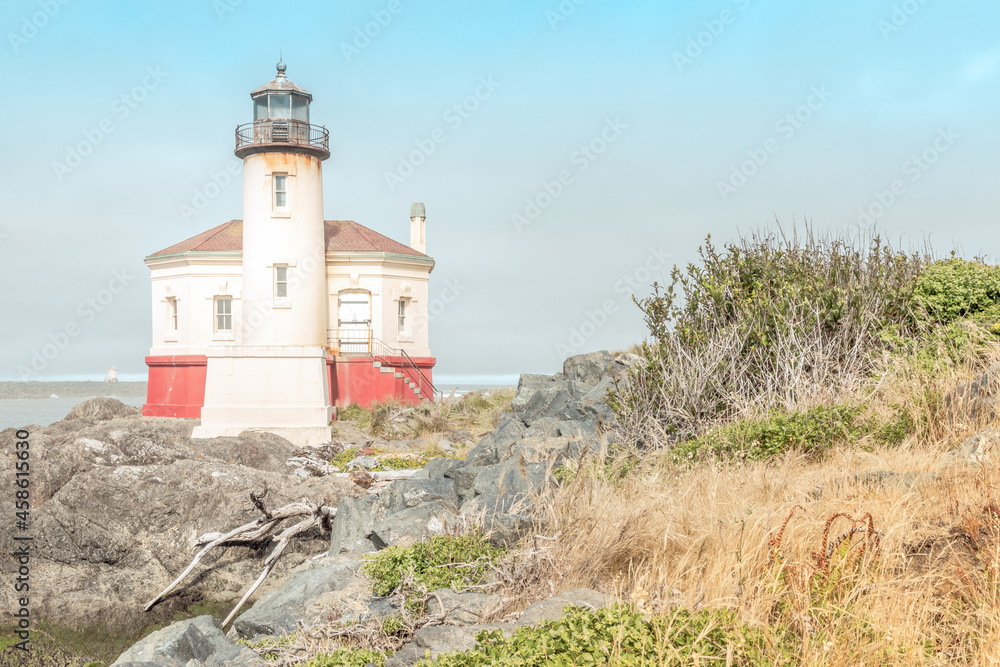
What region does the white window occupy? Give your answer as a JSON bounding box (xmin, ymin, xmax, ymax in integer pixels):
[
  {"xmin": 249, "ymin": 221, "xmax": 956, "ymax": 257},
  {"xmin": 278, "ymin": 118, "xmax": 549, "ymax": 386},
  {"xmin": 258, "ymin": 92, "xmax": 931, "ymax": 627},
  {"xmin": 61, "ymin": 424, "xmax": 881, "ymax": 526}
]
[
  {"xmin": 215, "ymin": 297, "xmax": 232, "ymax": 332},
  {"xmin": 275, "ymin": 265, "xmax": 288, "ymax": 299},
  {"xmin": 274, "ymin": 173, "xmax": 287, "ymax": 209},
  {"xmin": 167, "ymin": 298, "xmax": 178, "ymax": 333},
  {"xmin": 398, "ymin": 299, "xmax": 408, "ymax": 334}
]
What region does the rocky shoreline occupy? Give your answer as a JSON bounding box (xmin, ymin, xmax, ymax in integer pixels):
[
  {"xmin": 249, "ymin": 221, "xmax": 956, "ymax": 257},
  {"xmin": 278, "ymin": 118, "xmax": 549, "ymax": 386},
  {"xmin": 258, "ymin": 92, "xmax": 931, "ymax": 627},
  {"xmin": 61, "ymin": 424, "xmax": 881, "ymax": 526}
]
[{"xmin": 0, "ymin": 381, "xmax": 147, "ymax": 400}]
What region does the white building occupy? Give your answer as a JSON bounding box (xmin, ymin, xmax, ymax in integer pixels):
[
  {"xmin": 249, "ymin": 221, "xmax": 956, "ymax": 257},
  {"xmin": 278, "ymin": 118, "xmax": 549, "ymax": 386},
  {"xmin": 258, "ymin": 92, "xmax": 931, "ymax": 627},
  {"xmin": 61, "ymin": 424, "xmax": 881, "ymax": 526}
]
[{"xmin": 143, "ymin": 62, "xmax": 436, "ymax": 446}]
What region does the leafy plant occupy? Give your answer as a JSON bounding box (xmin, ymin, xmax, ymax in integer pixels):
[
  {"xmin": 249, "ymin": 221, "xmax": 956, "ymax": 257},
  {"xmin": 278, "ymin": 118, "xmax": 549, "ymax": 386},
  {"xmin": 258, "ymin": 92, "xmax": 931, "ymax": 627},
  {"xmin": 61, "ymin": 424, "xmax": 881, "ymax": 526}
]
[
  {"xmin": 303, "ymin": 648, "xmax": 389, "ymax": 667},
  {"xmin": 914, "ymin": 257, "xmax": 1000, "ymax": 324},
  {"xmin": 418, "ymin": 604, "xmax": 796, "ymax": 666},
  {"xmin": 361, "ymin": 533, "xmax": 503, "ymax": 599}
]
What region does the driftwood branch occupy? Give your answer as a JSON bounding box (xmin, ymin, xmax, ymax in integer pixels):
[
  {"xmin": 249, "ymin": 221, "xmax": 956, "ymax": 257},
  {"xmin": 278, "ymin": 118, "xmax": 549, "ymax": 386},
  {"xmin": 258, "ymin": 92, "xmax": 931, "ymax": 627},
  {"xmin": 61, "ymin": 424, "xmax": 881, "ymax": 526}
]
[{"xmin": 143, "ymin": 496, "xmax": 336, "ymax": 628}]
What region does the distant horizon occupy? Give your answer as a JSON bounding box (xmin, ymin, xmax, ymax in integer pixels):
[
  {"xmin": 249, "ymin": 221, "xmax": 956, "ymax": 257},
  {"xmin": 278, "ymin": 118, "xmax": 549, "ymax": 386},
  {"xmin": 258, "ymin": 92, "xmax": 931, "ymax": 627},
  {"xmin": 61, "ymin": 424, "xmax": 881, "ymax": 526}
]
[{"xmin": 0, "ymin": 373, "xmax": 522, "ymax": 387}]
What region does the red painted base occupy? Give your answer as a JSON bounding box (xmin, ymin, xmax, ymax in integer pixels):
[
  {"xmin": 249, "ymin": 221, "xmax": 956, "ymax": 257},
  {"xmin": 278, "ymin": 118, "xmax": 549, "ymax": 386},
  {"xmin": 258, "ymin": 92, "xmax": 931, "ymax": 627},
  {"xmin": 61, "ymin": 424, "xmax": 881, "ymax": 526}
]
[
  {"xmin": 143, "ymin": 354, "xmax": 436, "ymax": 418},
  {"xmin": 143, "ymin": 355, "xmax": 207, "ymax": 418}
]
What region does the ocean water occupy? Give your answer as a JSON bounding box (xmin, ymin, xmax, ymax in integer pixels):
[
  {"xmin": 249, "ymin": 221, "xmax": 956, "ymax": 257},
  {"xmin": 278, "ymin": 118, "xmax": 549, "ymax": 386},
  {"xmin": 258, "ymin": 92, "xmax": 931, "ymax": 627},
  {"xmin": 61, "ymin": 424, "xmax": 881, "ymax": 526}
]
[
  {"xmin": 0, "ymin": 396, "xmax": 147, "ymax": 431},
  {"xmin": 0, "ymin": 386, "xmax": 513, "ymax": 431}
]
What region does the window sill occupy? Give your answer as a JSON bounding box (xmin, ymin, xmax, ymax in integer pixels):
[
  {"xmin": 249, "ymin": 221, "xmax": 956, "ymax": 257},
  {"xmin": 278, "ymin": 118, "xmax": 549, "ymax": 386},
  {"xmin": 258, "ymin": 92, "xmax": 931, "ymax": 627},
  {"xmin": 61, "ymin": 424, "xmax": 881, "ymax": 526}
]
[
  {"xmin": 273, "ymin": 300, "xmax": 292, "ymax": 309},
  {"xmin": 213, "ymin": 332, "xmax": 236, "ymax": 342},
  {"xmin": 271, "ymin": 209, "xmax": 291, "ymax": 219},
  {"xmin": 163, "ymin": 335, "xmax": 179, "ymax": 343},
  {"xmin": 398, "ymin": 335, "xmax": 413, "ymax": 343}
]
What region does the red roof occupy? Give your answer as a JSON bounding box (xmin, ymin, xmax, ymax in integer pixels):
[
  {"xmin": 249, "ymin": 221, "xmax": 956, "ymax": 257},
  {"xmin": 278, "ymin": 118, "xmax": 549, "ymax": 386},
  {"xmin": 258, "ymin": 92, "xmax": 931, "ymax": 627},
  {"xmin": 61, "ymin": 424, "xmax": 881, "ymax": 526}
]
[{"xmin": 149, "ymin": 220, "xmax": 428, "ymax": 258}]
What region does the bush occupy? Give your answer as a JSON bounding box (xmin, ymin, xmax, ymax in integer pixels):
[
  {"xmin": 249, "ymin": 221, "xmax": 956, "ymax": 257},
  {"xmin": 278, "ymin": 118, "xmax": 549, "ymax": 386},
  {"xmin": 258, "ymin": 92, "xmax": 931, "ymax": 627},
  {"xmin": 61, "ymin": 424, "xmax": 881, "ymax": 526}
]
[
  {"xmin": 418, "ymin": 604, "xmax": 796, "ymax": 666},
  {"xmin": 671, "ymin": 403, "xmax": 914, "ymax": 462},
  {"xmin": 914, "ymin": 257, "xmax": 1000, "ymax": 324},
  {"xmin": 611, "ymin": 228, "xmax": 928, "ymax": 447},
  {"xmin": 361, "ymin": 533, "xmax": 503, "ymax": 599}
]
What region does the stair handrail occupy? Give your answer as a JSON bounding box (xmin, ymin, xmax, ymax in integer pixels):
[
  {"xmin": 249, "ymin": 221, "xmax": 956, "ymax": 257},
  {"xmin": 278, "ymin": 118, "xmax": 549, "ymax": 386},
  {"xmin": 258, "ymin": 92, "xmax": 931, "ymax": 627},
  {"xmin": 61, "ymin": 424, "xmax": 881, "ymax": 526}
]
[{"xmin": 369, "ymin": 336, "xmax": 438, "ymax": 401}]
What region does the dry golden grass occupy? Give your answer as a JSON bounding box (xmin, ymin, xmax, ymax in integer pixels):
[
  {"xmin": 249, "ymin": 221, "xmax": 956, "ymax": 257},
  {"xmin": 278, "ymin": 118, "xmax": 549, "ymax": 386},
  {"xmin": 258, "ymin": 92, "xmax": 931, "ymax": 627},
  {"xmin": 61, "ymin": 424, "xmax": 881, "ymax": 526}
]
[{"xmin": 492, "ymin": 335, "xmax": 1000, "ymax": 665}]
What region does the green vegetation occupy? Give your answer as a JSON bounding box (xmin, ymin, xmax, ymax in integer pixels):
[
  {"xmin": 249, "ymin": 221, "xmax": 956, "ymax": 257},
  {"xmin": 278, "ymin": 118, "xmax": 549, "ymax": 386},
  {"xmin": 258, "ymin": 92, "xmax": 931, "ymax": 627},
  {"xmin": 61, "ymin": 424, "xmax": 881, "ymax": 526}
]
[
  {"xmin": 361, "ymin": 533, "xmax": 503, "ymax": 599},
  {"xmin": 329, "ymin": 445, "xmax": 434, "ymax": 471},
  {"xmin": 671, "ymin": 403, "xmax": 915, "ymax": 462},
  {"xmin": 914, "ymin": 256, "xmax": 1000, "ymax": 324},
  {"xmin": 418, "ymin": 604, "xmax": 796, "ymax": 667},
  {"xmin": 302, "ymin": 649, "xmax": 389, "ymax": 666},
  {"xmin": 611, "ymin": 229, "xmax": 1000, "ymax": 461}
]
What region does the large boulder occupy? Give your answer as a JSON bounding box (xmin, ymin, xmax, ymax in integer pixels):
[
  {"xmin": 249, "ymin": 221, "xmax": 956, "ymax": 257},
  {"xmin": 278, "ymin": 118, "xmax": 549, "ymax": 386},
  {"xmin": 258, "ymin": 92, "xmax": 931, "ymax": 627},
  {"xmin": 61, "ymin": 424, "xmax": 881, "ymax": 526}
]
[
  {"xmin": 63, "ymin": 397, "xmax": 142, "ymax": 423},
  {"xmin": 111, "ymin": 615, "xmax": 266, "ymax": 666},
  {"xmin": 0, "ymin": 416, "xmax": 363, "ymax": 631},
  {"xmin": 232, "ymin": 555, "xmax": 366, "ymax": 639}
]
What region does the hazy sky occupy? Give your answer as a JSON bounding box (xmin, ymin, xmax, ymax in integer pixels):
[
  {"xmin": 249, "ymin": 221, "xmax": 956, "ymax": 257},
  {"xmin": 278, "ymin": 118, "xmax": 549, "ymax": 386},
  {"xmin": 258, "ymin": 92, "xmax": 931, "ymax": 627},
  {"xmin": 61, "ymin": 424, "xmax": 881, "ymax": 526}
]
[{"xmin": 2, "ymin": 0, "xmax": 999, "ymax": 383}]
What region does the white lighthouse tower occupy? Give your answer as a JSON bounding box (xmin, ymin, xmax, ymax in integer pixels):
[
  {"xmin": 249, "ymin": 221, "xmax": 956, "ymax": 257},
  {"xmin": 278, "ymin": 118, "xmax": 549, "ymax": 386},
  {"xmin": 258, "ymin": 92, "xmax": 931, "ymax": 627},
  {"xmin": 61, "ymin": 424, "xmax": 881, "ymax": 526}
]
[{"xmin": 192, "ymin": 61, "xmax": 333, "ymax": 446}]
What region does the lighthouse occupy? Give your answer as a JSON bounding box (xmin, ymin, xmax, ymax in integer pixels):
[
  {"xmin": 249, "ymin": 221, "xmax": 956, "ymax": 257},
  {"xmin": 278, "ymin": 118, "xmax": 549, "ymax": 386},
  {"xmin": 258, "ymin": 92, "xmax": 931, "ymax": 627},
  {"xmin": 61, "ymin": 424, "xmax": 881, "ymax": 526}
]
[
  {"xmin": 191, "ymin": 61, "xmax": 333, "ymax": 445},
  {"xmin": 142, "ymin": 62, "xmax": 438, "ymax": 442}
]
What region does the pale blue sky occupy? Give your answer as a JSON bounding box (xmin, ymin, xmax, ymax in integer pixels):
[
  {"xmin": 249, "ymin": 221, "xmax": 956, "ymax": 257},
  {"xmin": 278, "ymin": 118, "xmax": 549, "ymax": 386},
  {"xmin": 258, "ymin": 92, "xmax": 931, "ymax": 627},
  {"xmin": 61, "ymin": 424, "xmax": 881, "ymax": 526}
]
[{"xmin": 2, "ymin": 0, "xmax": 999, "ymax": 382}]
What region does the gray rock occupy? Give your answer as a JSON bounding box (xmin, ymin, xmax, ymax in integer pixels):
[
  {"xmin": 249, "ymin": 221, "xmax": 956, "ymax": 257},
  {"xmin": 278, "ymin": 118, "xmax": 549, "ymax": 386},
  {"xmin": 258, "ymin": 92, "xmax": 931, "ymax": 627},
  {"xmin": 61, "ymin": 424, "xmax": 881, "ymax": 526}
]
[
  {"xmin": 519, "ymin": 388, "xmax": 585, "ymax": 425},
  {"xmin": 232, "ymin": 555, "xmax": 364, "ymax": 639},
  {"xmin": 111, "ymin": 615, "xmax": 266, "ymax": 666},
  {"xmin": 516, "ymin": 588, "xmax": 615, "ymax": 626},
  {"xmin": 511, "ymin": 374, "xmax": 558, "ymax": 411},
  {"xmin": 946, "ymin": 362, "xmax": 1000, "ymax": 423},
  {"xmin": 0, "ymin": 419, "xmax": 361, "ymax": 630},
  {"xmin": 348, "ymin": 456, "xmax": 380, "ymax": 471},
  {"xmin": 63, "ymin": 397, "xmax": 142, "ymax": 423},
  {"xmin": 427, "ymin": 588, "xmax": 501, "ymax": 625},
  {"xmin": 940, "ymin": 427, "xmax": 1000, "ymax": 468},
  {"xmin": 464, "ymin": 415, "xmax": 526, "ymax": 467},
  {"xmin": 578, "ymin": 376, "xmax": 616, "ymax": 423},
  {"xmin": 386, "ymin": 623, "xmax": 510, "ymax": 666},
  {"xmin": 563, "ymin": 351, "xmax": 616, "ymax": 388},
  {"xmin": 329, "ymin": 495, "xmax": 379, "ymax": 555},
  {"xmin": 370, "ymin": 501, "xmax": 458, "ymax": 549},
  {"xmin": 461, "ymin": 459, "xmax": 553, "ymax": 517},
  {"xmin": 424, "ymin": 457, "xmax": 462, "ymax": 479},
  {"xmin": 380, "ymin": 477, "xmax": 459, "ymax": 515},
  {"xmin": 482, "ymin": 512, "xmax": 535, "ymax": 548},
  {"xmin": 444, "ymin": 465, "xmax": 488, "ymax": 504}
]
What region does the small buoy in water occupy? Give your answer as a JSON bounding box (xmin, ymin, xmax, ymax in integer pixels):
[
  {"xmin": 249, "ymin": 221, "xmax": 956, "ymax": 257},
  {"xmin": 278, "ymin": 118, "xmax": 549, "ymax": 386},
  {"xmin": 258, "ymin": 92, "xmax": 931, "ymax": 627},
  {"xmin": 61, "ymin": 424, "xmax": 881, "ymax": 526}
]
[{"xmin": 50, "ymin": 394, "xmax": 59, "ymax": 398}]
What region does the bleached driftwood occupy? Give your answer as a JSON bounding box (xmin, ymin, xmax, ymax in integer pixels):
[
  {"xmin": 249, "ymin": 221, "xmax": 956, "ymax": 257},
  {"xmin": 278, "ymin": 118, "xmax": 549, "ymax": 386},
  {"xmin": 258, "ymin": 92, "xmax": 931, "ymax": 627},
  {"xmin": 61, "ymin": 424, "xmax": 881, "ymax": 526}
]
[{"xmin": 143, "ymin": 491, "xmax": 336, "ymax": 630}]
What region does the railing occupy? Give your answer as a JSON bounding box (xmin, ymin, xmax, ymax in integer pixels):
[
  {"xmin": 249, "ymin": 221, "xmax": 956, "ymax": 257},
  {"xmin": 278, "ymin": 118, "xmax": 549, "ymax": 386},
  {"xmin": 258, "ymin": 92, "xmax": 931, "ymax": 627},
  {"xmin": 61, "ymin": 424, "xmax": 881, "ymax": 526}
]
[
  {"xmin": 235, "ymin": 119, "xmax": 330, "ymax": 156},
  {"xmin": 327, "ymin": 328, "xmax": 437, "ymax": 400}
]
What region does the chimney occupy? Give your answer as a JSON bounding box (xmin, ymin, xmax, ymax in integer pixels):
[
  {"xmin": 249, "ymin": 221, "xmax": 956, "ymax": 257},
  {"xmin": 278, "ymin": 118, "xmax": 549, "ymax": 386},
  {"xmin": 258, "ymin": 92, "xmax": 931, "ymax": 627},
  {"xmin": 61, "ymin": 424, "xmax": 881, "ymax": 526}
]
[{"xmin": 410, "ymin": 202, "xmax": 426, "ymax": 254}]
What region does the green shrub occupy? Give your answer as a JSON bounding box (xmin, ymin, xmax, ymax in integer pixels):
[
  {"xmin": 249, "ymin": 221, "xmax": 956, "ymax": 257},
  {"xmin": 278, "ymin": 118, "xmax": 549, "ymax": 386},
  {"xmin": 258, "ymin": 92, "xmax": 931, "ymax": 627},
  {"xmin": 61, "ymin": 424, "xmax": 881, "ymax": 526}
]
[
  {"xmin": 361, "ymin": 533, "xmax": 503, "ymax": 599},
  {"xmin": 303, "ymin": 649, "xmax": 388, "ymax": 667},
  {"xmin": 418, "ymin": 604, "xmax": 796, "ymax": 666},
  {"xmin": 914, "ymin": 258, "xmax": 1000, "ymax": 324},
  {"xmin": 611, "ymin": 229, "xmax": 928, "ymax": 447},
  {"xmin": 672, "ymin": 403, "xmax": 915, "ymax": 462}
]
